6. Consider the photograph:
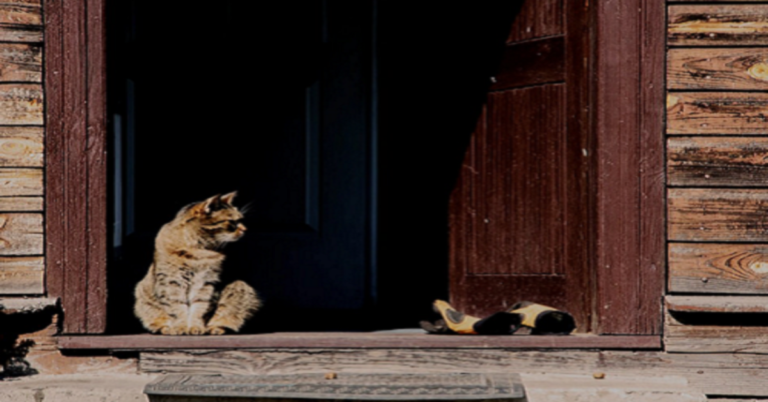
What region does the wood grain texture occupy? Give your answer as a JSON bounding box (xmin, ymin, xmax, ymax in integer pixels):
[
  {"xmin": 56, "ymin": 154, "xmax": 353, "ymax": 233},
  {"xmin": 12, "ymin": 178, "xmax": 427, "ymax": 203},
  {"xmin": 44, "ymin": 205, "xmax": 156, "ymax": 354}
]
[
  {"xmin": 0, "ymin": 256, "xmax": 43, "ymax": 294},
  {"xmin": 669, "ymin": 189, "xmax": 768, "ymax": 242},
  {"xmin": 669, "ymin": 243, "xmax": 768, "ymax": 294},
  {"xmin": 507, "ymin": 0, "xmax": 562, "ymax": 43},
  {"xmin": 0, "ymin": 126, "xmax": 43, "ymax": 167},
  {"xmin": 58, "ymin": 333, "xmax": 661, "ymax": 351},
  {"xmin": 139, "ymin": 349, "xmax": 768, "ymax": 397},
  {"xmin": 0, "ymin": 168, "xmax": 40, "ymax": 196},
  {"xmin": 0, "ymin": 213, "xmax": 42, "ymax": 255},
  {"xmin": 490, "ymin": 36, "xmax": 564, "ymax": 91},
  {"xmin": 665, "ymin": 312, "xmax": 768, "ymax": 354},
  {"xmin": 0, "ymin": 196, "xmax": 42, "ymax": 211},
  {"xmin": 85, "ymin": 0, "xmax": 107, "ymax": 333},
  {"xmin": 0, "ymin": 2, "xmax": 42, "ymax": 42},
  {"xmin": 45, "ymin": 0, "xmax": 108, "ymax": 333},
  {"xmin": 668, "ymin": 48, "xmax": 768, "ymax": 91},
  {"xmin": 594, "ymin": 0, "xmax": 665, "ymax": 335},
  {"xmin": 667, "ymin": 92, "xmax": 768, "ymax": 135},
  {"xmin": 666, "ymin": 295, "xmax": 768, "ymax": 313},
  {"xmin": 669, "ymin": 5, "xmax": 768, "ymax": 46},
  {"xmin": 0, "ymin": 84, "xmax": 42, "ymax": 125},
  {"xmin": 0, "ymin": 43, "xmax": 40, "ymax": 82},
  {"xmin": 668, "ymin": 137, "xmax": 768, "ymax": 187}
]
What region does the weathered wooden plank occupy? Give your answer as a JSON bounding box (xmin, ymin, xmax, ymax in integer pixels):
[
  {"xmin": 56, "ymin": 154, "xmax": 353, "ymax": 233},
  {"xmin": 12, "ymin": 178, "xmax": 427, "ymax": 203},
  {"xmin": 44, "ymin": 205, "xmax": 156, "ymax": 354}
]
[
  {"xmin": 0, "ymin": 213, "xmax": 42, "ymax": 255},
  {"xmin": 0, "ymin": 256, "xmax": 43, "ymax": 294},
  {"xmin": 668, "ymin": 137, "xmax": 768, "ymax": 187},
  {"xmin": 0, "ymin": 126, "xmax": 43, "ymax": 167},
  {"xmin": 669, "ymin": 243, "xmax": 768, "ymax": 294},
  {"xmin": 0, "ymin": 196, "xmax": 42, "ymax": 211},
  {"xmin": 668, "ymin": 48, "xmax": 768, "ymax": 91},
  {"xmin": 139, "ymin": 349, "xmax": 768, "ymax": 397},
  {"xmin": 0, "ymin": 168, "xmax": 41, "ymax": 196},
  {"xmin": 669, "ymin": 5, "xmax": 768, "ymax": 46},
  {"xmin": 665, "ymin": 312, "xmax": 768, "ymax": 354},
  {"xmin": 669, "ymin": 189, "xmax": 768, "ymax": 242},
  {"xmin": 0, "ymin": 84, "xmax": 42, "ymax": 125},
  {"xmin": 0, "ymin": 43, "xmax": 40, "ymax": 82},
  {"xmin": 668, "ymin": 93, "xmax": 768, "ymax": 135},
  {"xmin": 0, "ymin": 3, "xmax": 42, "ymax": 43},
  {"xmin": 57, "ymin": 334, "xmax": 662, "ymax": 351},
  {"xmin": 667, "ymin": 295, "xmax": 768, "ymax": 313}
]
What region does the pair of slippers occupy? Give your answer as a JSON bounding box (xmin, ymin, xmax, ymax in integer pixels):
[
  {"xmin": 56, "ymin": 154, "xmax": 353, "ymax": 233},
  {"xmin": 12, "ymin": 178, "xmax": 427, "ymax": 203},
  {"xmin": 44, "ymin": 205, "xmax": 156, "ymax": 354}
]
[{"xmin": 420, "ymin": 300, "xmax": 575, "ymax": 335}]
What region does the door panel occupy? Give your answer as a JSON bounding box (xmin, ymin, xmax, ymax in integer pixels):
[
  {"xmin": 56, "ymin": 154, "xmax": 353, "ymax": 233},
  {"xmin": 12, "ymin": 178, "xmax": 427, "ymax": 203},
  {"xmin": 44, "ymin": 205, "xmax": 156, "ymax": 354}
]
[{"xmin": 450, "ymin": 2, "xmax": 590, "ymax": 329}]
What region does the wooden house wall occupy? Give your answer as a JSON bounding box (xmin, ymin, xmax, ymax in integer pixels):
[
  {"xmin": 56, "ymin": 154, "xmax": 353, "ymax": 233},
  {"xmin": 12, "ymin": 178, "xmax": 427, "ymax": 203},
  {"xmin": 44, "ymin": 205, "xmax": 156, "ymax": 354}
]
[
  {"xmin": 666, "ymin": 1, "xmax": 768, "ymax": 353},
  {"xmin": 0, "ymin": 0, "xmax": 43, "ymax": 296}
]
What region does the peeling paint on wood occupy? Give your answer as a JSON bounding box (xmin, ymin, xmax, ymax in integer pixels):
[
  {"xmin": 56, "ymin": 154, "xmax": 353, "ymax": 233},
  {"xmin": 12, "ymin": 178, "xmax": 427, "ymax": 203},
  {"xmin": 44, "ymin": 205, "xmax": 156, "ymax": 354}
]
[
  {"xmin": 669, "ymin": 243, "xmax": 768, "ymax": 294},
  {"xmin": 669, "ymin": 6, "xmax": 768, "ymax": 46},
  {"xmin": 0, "ymin": 213, "xmax": 41, "ymax": 255},
  {"xmin": 0, "ymin": 126, "xmax": 42, "ymax": 167},
  {"xmin": 0, "ymin": 84, "xmax": 42, "ymax": 125},
  {"xmin": 668, "ymin": 48, "xmax": 768, "ymax": 90},
  {"xmin": 0, "ymin": 256, "xmax": 42, "ymax": 294},
  {"xmin": 0, "ymin": 168, "xmax": 41, "ymax": 196},
  {"xmin": 668, "ymin": 188, "xmax": 768, "ymax": 242},
  {"xmin": 667, "ymin": 92, "xmax": 768, "ymax": 135},
  {"xmin": 667, "ymin": 137, "xmax": 768, "ymax": 187}
]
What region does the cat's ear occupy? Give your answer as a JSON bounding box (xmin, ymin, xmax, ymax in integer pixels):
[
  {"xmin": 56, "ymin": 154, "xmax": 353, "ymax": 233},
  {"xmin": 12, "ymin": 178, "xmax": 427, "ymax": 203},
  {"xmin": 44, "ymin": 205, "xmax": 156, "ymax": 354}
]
[
  {"xmin": 221, "ymin": 191, "xmax": 237, "ymax": 206},
  {"xmin": 200, "ymin": 194, "xmax": 222, "ymax": 214}
]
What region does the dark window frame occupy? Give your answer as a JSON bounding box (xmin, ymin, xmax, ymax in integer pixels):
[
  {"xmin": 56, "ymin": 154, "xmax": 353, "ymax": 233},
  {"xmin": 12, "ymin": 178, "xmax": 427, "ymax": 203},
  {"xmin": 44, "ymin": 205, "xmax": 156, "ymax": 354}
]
[{"xmin": 45, "ymin": 0, "xmax": 665, "ymax": 342}]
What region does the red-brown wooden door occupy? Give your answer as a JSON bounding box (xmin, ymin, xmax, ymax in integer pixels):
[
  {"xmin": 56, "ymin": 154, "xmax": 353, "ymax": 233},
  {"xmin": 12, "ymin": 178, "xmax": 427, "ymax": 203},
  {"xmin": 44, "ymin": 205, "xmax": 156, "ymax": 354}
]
[{"xmin": 449, "ymin": 1, "xmax": 592, "ymax": 330}]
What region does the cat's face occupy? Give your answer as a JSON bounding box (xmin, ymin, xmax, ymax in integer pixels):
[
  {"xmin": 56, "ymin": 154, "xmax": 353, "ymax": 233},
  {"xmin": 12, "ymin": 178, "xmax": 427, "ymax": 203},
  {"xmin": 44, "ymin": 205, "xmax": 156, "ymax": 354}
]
[{"xmin": 183, "ymin": 192, "xmax": 247, "ymax": 245}]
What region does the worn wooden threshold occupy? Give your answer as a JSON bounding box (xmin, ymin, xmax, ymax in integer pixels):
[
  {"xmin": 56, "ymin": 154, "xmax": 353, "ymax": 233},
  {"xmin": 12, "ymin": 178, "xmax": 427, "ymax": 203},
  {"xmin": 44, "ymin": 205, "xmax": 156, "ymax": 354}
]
[{"xmin": 57, "ymin": 333, "xmax": 661, "ymax": 351}]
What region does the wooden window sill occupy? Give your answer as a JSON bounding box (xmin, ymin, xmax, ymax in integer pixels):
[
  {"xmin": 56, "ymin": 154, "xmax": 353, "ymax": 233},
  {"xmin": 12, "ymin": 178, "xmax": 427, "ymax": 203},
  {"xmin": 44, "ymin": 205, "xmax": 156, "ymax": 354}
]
[{"xmin": 57, "ymin": 333, "xmax": 661, "ymax": 351}]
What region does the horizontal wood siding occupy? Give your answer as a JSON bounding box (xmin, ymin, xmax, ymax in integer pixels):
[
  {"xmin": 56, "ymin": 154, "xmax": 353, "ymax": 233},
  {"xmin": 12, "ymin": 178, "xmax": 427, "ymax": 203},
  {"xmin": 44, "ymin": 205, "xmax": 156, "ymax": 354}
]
[
  {"xmin": 666, "ymin": 0, "xmax": 768, "ymax": 360},
  {"xmin": 0, "ymin": 0, "xmax": 43, "ymax": 295}
]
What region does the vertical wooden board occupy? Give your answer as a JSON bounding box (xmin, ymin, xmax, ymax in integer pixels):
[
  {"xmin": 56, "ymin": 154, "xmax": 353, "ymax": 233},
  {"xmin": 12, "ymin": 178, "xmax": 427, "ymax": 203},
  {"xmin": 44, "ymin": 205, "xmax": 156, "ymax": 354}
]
[
  {"xmin": 466, "ymin": 85, "xmax": 565, "ymax": 276},
  {"xmin": 669, "ymin": 243, "xmax": 768, "ymax": 294},
  {"xmin": 668, "ymin": 188, "xmax": 768, "ymax": 242},
  {"xmin": 668, "ymin": 137, "xmax": 768, "ymax": 187},
  {"xmin": 667, "ymin": 92, "xmax": 768, "ymax": 135},
  {"xmin": 85, "ymin": 0, "xmax": 107, "ymax": 333},
  {"xmin": 637, "ymin": 0, "xmax": 666, "ymax": 336},
  {"xmin": 668, "ymin": 48, "xmax": 768, "ymax": 90},
  {"xmin": 43, "ymin": 0, "xmax": 66, "ymax": 312},
  {"xmin": 0, "ymin": 168, "xmax": 41, "ymax": 196},
  {"xmin": 669, "ymin": 5, "xmax": 768, "ymax": 46},
  {"xmin": 0, "ymin": 84, "xmax": 42, "ymax": 125},
  {"xmin": 60, "ymin": 0, "xmax": 88, "ymax": 333},
  {"xmin": 0, "ymin": 256, "xmax": 43, "ymax": 294},
  {"xmin": 507, "ymin": 0, "xmax": 563, "ymax": 43},
  {"xmin": 0, "ymin": 3, "xmax": 42, "ymax": 43},
  {"xmin": 0, "ymin": 43, "xmax": 41, "ymax": 82},
  {"xmin": 0, "ymin": 126, "xmax": 43, "ymax": 167},
  {"xmin": 0, "ymin": 213, "xmax": 42, "ymax": 255}
]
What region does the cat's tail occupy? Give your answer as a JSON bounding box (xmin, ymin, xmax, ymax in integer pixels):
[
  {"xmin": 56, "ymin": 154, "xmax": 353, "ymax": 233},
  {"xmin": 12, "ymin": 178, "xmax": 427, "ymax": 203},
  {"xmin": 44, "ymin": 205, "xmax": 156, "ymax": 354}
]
[{"xmin": 206, "ymin": 280, "xmax": 261, "ymax": 334}]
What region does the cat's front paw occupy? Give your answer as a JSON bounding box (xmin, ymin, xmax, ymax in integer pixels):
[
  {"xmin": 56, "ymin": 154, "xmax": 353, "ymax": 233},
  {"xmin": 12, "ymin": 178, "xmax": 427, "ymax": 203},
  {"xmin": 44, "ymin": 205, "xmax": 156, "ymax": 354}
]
[
  {"xmin": 160, "ymin": 325, "xmax": 187, "ymax": 335},
  {"xmin": 188, "ymin": 325, "xmax": 207, "ymax": 335},
  {"xmin": 206, "ymin": 326, "xmax": 227, "ymax": 335}
]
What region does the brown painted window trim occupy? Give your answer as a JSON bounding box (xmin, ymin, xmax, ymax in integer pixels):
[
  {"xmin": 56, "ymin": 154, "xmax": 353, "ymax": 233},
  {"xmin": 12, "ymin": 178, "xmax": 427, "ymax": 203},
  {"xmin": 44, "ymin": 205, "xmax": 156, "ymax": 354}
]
[{"xmin": 44, "ymin": 0, "xmax": 666, "ymax": 342}]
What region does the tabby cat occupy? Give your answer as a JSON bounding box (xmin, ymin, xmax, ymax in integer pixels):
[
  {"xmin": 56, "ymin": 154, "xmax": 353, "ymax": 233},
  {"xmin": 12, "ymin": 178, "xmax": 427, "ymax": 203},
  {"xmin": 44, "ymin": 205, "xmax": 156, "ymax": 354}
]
[{"xmin": 134, "ymin": 192, "xmax": 261, "ymax": 335}]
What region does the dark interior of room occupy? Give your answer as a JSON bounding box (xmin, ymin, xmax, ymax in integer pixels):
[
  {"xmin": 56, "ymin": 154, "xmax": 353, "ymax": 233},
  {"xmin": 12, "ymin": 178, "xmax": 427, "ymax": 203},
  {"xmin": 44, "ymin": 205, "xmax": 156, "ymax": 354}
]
[{"xmin": 106, "ymin": 0, "xmax": 521, "ymax": 334}]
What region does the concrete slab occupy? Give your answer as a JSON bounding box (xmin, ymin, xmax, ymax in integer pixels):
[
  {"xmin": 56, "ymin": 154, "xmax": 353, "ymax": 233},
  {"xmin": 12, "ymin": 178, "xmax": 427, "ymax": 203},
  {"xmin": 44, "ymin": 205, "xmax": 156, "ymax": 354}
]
[{"xmin": 521, "ymin": 373, "xmax": 706, "ymax": 402}]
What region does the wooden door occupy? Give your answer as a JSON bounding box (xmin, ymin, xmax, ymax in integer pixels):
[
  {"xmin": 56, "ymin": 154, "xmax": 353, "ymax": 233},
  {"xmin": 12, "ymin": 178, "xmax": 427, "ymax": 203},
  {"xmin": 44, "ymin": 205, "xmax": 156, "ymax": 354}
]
[{"xmin": 449, "ymin": 1, "xmax": 592, "ymax": 329}]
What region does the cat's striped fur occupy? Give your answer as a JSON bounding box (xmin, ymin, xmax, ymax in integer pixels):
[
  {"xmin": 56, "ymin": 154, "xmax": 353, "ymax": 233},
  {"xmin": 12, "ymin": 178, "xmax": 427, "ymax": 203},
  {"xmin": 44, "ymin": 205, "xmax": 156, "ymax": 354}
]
[{"xmin": 134, "ymin": 192, "xmax": 260, "ymax": 335}]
